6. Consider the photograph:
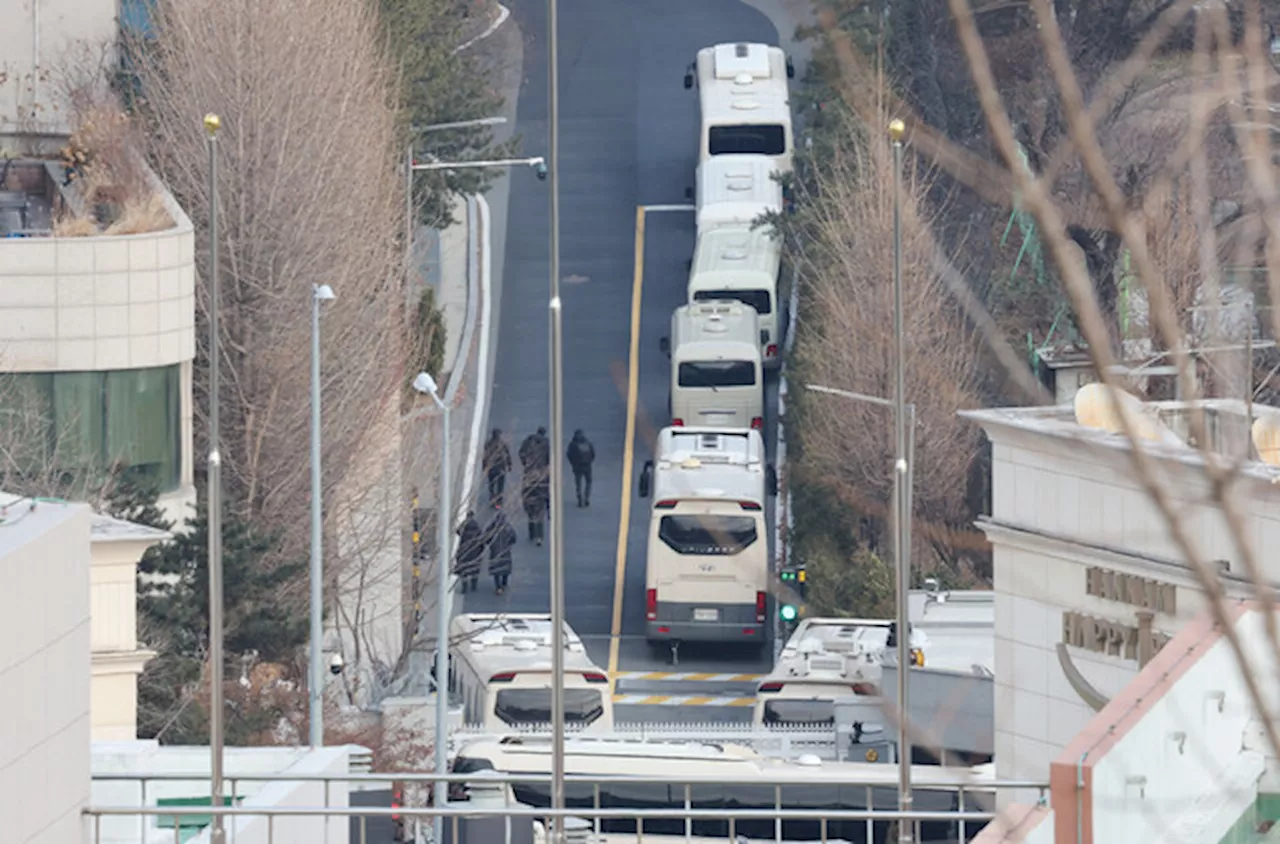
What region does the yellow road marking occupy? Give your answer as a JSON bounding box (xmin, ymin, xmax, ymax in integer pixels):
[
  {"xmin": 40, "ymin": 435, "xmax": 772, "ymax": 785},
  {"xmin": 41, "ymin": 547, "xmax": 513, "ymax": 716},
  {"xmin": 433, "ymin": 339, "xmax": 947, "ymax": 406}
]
[
  {"xmin": 637, "ymin": 695, "xmax": 668, "ymax": 705},
  {"xmin": 607, "ymin": 205, "xmax": 646, "ymax": 694},
  {"xmin": 726, "ymin": 698, "xmax": 756, "ymax": 707}
]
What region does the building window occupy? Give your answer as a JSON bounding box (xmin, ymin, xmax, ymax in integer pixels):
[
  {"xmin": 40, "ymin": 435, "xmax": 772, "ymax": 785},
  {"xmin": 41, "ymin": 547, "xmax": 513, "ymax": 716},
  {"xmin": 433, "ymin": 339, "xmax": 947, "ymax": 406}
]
[{"xmin": 0, "ymin": 365, "xmax": 181, "ymax": 492}]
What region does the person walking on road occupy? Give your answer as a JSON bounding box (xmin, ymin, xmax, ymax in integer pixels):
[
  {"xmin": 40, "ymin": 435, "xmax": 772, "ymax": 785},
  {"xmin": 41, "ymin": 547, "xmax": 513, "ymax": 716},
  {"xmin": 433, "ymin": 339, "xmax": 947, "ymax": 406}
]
[
  {"xmin": 521, "ymin": 471, "xmax": 549, "ymax": 546},
  {"xmin": 482, "ymin": 429, "xmax": 513, "ymax": 509},
  {"xmin": 519, "ymin": 426, "xmax": 551, "ymax": 480},
  {"xmin": 566, "ymin": 429, "xmax": 596, "ymax": 508},
  {"xmin": 454, "ymin": 510, "xmax": 484, "ymax": 594},
  {"xmin": 485, "ymin": 509, "xmax": 518, "ymax": 595}
]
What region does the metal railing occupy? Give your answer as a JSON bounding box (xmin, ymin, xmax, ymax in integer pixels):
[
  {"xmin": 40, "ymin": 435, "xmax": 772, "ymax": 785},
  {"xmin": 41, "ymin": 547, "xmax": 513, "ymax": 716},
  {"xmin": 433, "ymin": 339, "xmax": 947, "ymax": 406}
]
[{"xmin": 88, "ymin": 770, "xmax": 1050, "ymax": 844}]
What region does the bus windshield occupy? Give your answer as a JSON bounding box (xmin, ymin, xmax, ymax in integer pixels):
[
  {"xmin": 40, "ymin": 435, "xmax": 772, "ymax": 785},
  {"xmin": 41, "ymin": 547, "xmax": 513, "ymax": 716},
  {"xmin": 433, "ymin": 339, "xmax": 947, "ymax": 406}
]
[
  {"xmin": 762, "ymin": 699, "xmax": 835, "ymax": 726},
  {"xmin": 494, "ymin": 688, "xmax": 605, "ymax": 727},
  {"xmin": 659, "ymin": 514, "xmax": 758, "ymax": 555},
  {"xmin": 693, "ymin": 288, "xmax": 772, "ymax": 315},
  {"xmin": 709, "ymin": 124, "xmax": 786, "ymax": 156},
  {"xmin": 677, "ymin": 360, "xmax": 756, "ymax": 388}
]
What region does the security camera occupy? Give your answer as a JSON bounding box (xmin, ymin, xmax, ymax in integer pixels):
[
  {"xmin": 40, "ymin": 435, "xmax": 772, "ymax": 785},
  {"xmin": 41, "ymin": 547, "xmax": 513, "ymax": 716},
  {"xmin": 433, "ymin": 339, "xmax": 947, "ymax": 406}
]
[
  {"xmin": 329, "ymin": 653, "xmax": 345, "ymax": 675},
  {"xmin": 534, "ymin": 160, "xmax": 548, "ymax": 181}
]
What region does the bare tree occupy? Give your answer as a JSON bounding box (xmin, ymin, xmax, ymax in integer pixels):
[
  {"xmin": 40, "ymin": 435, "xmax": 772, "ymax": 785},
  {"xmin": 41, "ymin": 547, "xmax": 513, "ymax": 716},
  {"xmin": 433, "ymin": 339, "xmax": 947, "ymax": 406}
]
[
  {"xmin": 792, "ymin": 103, "xmax": 984, "ymax": 570},
  {"xmin": 133, "ymin": 0, "xmax": 407, "ymax": 568}
]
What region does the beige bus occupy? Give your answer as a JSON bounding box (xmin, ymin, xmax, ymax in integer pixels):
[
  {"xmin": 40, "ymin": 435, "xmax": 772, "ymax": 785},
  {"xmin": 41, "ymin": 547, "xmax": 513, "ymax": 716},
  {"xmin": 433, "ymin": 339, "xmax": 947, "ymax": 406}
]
[
  {"xmin": 688, "ymin": 224, "xmax": 783, "ymax": 368},
  {"xmin": 685, "ymin": 42, "xmax": 794, "ymax": 177},
  {"xmin": 662, "ymin": 302, "xmax": 763, "ymax": 431}
]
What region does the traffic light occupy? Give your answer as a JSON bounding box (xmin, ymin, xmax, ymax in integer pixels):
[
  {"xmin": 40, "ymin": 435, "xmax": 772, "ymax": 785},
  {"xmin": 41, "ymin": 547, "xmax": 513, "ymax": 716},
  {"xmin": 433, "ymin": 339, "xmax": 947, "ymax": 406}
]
[{"xmin": 780, "ymin": 603, "xmax": 798, "ymax": 622}]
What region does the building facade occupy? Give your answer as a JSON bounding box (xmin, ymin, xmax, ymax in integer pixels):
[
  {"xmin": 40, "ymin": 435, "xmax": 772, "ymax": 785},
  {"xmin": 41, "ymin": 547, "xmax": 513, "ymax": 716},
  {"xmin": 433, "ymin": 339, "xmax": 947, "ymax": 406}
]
[
  {"xmin": 0, "ymin": 491, "xmax": 92, "ymax": 844},
  {"xmin": 0, "ymin": 160, "xmax": 197, "ymax": 527},
  {"xmin": 90, "ymin": 512, "xmax": 168, "ymax": 741},
  {"xmin": 964, "ymin": 399, "xmax": 1280, "ymax": 801}
]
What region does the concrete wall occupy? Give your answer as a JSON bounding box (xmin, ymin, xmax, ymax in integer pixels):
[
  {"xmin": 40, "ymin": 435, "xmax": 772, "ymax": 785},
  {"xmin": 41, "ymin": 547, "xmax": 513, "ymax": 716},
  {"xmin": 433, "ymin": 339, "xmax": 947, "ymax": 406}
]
[
  {"xmin": 1050, "ymin": 604, "xmax": 1278, "ymax": 843},
  {"xmin": 968, "ymin": 407, "xmax": 1280, "ymax": 802},
  {"xmin": 90, "ymin": 527, "xmax": 164, "ymax": 741},
  {"xmin": 0, "ymin": 495, "xmax": 92, "ymax": 844},
  {"xmin": 0, "ymin": 0, "xmax": 119, "ymax": 136},
  {"xmin": 92, "ymin": 743, "xmax": 359, "ymax": 844}
]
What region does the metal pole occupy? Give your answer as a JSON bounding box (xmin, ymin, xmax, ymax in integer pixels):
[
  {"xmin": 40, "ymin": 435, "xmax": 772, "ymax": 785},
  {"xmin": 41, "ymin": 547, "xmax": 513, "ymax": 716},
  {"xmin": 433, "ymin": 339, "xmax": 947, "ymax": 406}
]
[
  {"xmin": 203, "ymin": 112, "xmax": 226, "ymax": 844},
  {"xmin": 434, "ymin": 398, "xmax": 452, "ymax": 844},
  {"xmin": 888, "ymin": 118, "xmax": 912, "ymax": 844},
  {"xmin": 547, "ymin": 0, "xmax": 566, "ymax": 841},
  {"xmin": 405, "ymin": 144, "xmax": 414, "ymax": 275},
  {"xmin": 309, "ymin": 287, "xmax": 324, "ymax": 748},
  {"xmin": 1246, "ymin": 299, "xmax": 1254, "ymax": 457}
]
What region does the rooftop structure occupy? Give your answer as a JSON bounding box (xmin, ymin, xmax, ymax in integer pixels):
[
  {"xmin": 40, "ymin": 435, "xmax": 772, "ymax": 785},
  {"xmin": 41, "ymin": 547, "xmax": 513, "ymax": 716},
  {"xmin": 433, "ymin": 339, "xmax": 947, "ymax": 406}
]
[
  {"xmin": 0, "ymin": 157, "xmax": 197, "ymax": 526},
  {"xmin": 648, "ymin": 427, "xmax": 770, "ymax": 505},
  {"xmin": 963, "ymin": 393, "xmax": 1280, "ymax": 803}
]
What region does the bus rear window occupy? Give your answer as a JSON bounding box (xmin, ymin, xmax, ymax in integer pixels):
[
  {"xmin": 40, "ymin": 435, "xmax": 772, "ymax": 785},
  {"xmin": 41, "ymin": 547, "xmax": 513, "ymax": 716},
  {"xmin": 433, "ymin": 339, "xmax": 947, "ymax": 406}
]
[
  {"xmin": 659, "ymin": 515, "xmax": 758, "ymax": 555},
  {"xmin": 763, "ymin": 700, "xmax": 835, "ymax": 726},
  {"xmin": 494, "ymin": 688, "xmax": 605, "ymax": 727},
  {"xmin": 678, "ymin": 360, "xmax": 756, "ymax": 388},
  {"xmin": 709, "ymin": 124, "xmax": 786, "ymax": 156},
  {"xmin": 693, "ymin": 288, "xmax": 772, "ymax": 315}
]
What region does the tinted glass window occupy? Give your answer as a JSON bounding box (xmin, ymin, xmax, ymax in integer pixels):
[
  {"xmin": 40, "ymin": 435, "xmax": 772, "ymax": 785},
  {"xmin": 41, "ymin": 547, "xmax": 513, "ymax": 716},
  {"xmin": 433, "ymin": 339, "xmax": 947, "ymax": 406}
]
[
  {"xmin": 494, "ymin": 688, "xmax": 604, "ymax": 726},
  {"xmin": 693, "ymin": 288, "xmax": 772, "ymax": 314},
  {"xmin": 659, "ymin": 515, "xmax": 758, "ymax": 555},
  {"xmin": 677, "ymin": 360, "xmax": 756, "ymax": 388},
  {"xmin": 763, "ymin": 699, "xmax": 835, "ymax": 726},
  {"xmin": 709, "ymin": 124, "xmax": 786, "ymax": 156}
]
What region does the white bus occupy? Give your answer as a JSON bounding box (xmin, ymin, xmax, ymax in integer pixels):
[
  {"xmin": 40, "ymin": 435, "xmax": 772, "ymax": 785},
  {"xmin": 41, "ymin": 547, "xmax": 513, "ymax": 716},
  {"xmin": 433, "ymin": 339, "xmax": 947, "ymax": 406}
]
[
  {"xmin": 684, "ymin": 42, "xmax": 794, "ymax": 176},
  {"xmin": 688, "ymin": 224, "xmax": 783, "ymax": 367},
  {"xmin": 752, "ymin": 618, "xmax": 926, "ymax": 730},
  {"xmin": 448, "ymin": 613, "xmax": 614, "ymax": 732},
  {"xmin": 694, "ymin": 152, "xmax": 784, "ymax": 233},
  {"xmin": 449, "ymin": 735, "xmax": 994, "ymax": 843},
  {"xmin": 661, "ymin": 302, "xmax": 763, "ymax": 431},
  {"xmin": 636, "ymin": 427, "xmax": 775, "ymax": 651}
]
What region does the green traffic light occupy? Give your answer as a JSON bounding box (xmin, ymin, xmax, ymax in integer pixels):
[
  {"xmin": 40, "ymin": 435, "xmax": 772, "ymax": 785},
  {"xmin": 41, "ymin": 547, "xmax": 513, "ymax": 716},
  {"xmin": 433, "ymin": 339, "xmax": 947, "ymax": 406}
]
[
  {"xmin": 780, "ymin": 570, "xmax": 795, "ymax": 581},
  {"xmin": 780, "ymin": 604, "xmax": 798, "ymax": 622}
]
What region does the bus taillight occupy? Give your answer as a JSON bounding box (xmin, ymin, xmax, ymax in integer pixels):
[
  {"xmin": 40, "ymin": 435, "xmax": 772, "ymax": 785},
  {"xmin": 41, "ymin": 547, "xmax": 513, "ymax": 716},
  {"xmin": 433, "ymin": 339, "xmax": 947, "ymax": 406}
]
[
  {"xmin": 583, "ymin": 672, "xmax": 608, "ymax": 683},
  {"xmin": 758, "ymin": 681, "xmax": 784, "ymax": 693},
  {"xmin": 489, "ymin": 672, "xmax": 516, "ymax": 683},
  {"xmin": 672, "ymin": 418, "xmax": 685, "ymax": 427},
  {"xmin": 755, "ymin": 591, "xmax": 766, "ymax": 623},
  {"xmin": 766, "ymin": 343, "xmax": 778, "ymax": 358},
  {"xmin": 646, "ymin": 588, "xmax": 658, "ymax": 621},
  {"xmin": 750, "ymin": 417, "xmax": 763, "ymax": 430},
  {"xmin": 739, "ymin": 500, "xmax": 761, "ymax": 511}
]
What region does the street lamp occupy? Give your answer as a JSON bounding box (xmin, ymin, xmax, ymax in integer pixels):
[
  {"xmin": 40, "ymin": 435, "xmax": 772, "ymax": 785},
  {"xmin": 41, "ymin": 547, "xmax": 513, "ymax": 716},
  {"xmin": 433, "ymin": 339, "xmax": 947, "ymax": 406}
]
[
  {"xmin": 309, "ymin": 283, "xmax": 336, "ymax": 748},
  {"xmin": 546, "ymin": 1, "xmax": 568, "ymax": 841},
  {"xmin": 411, "ymin": 370, "xmax": 450, "ymax": 844},
  {"xmin": 888, "ymin": 117, "xmax": 912, "ymax": 844},
  {"xmin": 203, "ymin": 111, "xmax": 227, "ymax": 844},
  {"xmin": 804, "ymin": 380, "xmax": 916, "ymax": 838}
]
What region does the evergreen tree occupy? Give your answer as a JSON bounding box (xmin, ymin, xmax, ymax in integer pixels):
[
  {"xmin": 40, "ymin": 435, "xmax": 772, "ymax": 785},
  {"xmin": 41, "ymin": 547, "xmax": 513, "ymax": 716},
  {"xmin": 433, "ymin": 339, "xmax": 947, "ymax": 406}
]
[
  {"xmin": 136, "ymin": 489, "xmax": 308, "ymax": 743},
  {"xmin": 379, "ymin": 0, "xmax": 519, "ymax": 227}
]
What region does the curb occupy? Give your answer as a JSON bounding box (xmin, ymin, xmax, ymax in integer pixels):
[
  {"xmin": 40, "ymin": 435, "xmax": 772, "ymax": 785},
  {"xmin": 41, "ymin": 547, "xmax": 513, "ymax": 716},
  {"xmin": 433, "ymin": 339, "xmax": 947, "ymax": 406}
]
[{"xmin": 455, "ymin": 3, "xmax": 511, "ymax": 54}]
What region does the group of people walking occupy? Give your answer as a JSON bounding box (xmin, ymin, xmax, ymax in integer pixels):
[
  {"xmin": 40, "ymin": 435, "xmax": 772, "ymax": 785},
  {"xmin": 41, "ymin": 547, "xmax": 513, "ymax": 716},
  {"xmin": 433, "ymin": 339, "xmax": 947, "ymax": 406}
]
[{"xmin": 455, "ymin": 426, "xmax": 597, "ymax": 595}]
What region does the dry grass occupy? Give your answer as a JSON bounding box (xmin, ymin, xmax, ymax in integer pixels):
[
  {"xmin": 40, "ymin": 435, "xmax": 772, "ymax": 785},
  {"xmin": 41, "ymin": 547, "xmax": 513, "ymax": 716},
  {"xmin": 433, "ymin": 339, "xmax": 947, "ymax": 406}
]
[{"xmin": 105, "ymin": 193, "xmax": 174, "ymax": 236}]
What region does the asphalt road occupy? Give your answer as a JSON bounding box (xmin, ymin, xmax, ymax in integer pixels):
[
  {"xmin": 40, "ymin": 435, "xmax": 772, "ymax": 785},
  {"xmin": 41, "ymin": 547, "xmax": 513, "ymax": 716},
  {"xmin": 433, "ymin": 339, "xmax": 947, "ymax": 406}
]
[{"xmin": 464, "ymin": 0, "xmax": 783, "ymax": 703}]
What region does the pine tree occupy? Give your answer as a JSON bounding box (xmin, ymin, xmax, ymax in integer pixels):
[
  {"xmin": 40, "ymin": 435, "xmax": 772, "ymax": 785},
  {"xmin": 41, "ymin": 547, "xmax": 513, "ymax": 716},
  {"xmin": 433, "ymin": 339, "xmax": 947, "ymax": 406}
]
[{"xmin": 136, "ymin": 489, "xmax": 308, "ymax": 743}]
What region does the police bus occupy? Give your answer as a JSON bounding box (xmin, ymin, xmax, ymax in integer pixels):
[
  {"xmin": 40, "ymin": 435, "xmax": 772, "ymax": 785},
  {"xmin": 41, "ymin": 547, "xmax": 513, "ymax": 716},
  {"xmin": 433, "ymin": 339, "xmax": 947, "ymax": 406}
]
[
  {"xmin": 663, "ymin": 302, "xmax": 764, "ymax": 431},
  {"xmin": 449, "ymin": 613, "xmax": 614, "ymax": 732},
  {"xmin": 752, "ymin": 618, "xmax": 926, "ymax": 731},
  {"xmin": 694, "ymin": 152, "xmax": 784, "ymax": 233},
  {"xmin": 684, "ymin": 42, "xmax": 795, "ymax": 177},
  {"xmin": 448, "ymin": 735, "xmax": 994, "ymax": 843},
  {"xmin": 637, "ymin": 427, "xmax": 776, "ymax": 653},
  {"xmin": 687, "ymin": 224, "xmax": 783, "ymax": 368}
]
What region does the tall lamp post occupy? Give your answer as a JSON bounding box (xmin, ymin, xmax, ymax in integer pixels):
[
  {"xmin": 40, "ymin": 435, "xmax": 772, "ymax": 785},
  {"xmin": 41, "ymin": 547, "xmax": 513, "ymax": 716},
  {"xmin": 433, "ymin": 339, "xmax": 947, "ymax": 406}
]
[
  {"xmin": 805, "ymin": 381, "xmax": 916, "ymax": 839},
  {"xmin": 309, "ymin": 283, "xmax": 336, "ymax": 748},
  {"xmin": 546, "ymin": 0, "xmax": 568, "ymax": 841},
  {"xmin": 888, "ymin": 117, "xmax": 914, "ymax": 844},
  {"xmin": 411, "ymin": 371, "xmax": 450, "ymax": 844},
  {"xmin": 203, "ymin": 112, "xmax": 226, "ymax": 844}
]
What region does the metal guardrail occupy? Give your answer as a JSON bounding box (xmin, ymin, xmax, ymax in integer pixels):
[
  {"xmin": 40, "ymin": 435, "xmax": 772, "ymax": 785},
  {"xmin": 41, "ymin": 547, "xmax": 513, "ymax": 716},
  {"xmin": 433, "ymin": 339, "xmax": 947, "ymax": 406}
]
[
  {"xmin": 447, "ymin": 724, "xmax": 872, "ymax": 761},
  {"xmin": 89, "ymin": 771, "xmax": 1049, "ymax": 844}
]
